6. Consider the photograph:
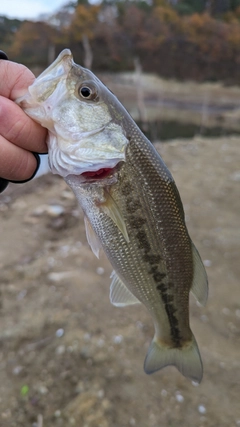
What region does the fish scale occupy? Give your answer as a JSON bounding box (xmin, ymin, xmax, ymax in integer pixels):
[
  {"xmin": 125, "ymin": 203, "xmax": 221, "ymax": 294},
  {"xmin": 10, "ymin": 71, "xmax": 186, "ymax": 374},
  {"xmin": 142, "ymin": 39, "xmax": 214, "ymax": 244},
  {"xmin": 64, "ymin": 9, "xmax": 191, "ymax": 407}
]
[{"xmin": 16, "ymin": 49, "xmax": 208, "ymax": 382}]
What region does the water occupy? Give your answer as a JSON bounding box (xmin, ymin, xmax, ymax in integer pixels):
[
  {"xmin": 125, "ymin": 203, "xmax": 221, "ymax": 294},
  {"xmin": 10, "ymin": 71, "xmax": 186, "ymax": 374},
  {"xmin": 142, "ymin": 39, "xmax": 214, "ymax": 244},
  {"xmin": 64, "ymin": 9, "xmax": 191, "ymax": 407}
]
[{"xmin": 137, "ymin": 119, "xmax": 240, "ymax": 142}]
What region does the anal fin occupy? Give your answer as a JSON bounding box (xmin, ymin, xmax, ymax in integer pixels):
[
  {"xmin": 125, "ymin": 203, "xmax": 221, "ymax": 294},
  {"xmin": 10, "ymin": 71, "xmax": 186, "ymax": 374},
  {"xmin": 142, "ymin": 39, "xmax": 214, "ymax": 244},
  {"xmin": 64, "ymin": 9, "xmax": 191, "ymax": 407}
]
[{"xmin": 110, "ymin": 271, "xmax": 141, "ymax": 307}]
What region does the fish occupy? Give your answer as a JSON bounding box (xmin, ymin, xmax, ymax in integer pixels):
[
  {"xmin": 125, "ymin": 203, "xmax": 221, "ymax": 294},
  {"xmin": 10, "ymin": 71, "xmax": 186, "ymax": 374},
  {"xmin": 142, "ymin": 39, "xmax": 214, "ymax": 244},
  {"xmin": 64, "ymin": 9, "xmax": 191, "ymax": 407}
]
[{"xmin": 16, "ymin": 49, "xmax": 208, "ymax": 383}]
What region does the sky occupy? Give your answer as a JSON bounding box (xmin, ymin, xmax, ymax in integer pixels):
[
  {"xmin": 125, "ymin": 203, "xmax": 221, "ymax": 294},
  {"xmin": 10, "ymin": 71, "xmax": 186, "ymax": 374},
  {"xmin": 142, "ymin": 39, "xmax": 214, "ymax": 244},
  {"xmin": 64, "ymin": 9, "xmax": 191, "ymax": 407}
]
[{"xmin": 0, "ymin": 0, "xmax": 68, "ymax": 20}]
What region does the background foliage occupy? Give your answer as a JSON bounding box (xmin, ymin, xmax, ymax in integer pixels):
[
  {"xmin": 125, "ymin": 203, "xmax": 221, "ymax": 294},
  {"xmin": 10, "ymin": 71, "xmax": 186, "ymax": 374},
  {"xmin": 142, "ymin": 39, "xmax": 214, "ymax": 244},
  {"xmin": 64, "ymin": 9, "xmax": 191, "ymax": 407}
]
[{"xmin": 2, "ymin": 0, "xmax": 240, "ymax": 82}]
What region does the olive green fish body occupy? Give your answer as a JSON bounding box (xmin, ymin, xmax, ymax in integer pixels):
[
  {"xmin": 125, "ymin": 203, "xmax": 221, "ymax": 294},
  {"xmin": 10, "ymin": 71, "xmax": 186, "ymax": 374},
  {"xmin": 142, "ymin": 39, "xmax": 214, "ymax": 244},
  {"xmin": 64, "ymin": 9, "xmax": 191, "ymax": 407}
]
[
  {"xmin": 67, "ymin": 122, "xmax": 206, "ymax": 382},
  {"xmin": 16, "ymin": 49, "xmax": 208, "ymax": 382}
]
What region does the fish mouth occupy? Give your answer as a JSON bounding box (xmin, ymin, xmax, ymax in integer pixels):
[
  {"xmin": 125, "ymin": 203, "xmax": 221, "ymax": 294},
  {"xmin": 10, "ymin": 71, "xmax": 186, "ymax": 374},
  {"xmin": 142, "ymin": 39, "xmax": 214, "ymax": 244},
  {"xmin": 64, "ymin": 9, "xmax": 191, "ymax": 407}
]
[
  {"xmin": 64, "ymin": 162, "xmax": 124, "ymax": 188},
  {"xmin": 78, "ymin": 162, "xmax": 124, "ymax": 183},
  {"xmin": 81, "ymin": 167, "xmax": 114, "ymax": 180}
]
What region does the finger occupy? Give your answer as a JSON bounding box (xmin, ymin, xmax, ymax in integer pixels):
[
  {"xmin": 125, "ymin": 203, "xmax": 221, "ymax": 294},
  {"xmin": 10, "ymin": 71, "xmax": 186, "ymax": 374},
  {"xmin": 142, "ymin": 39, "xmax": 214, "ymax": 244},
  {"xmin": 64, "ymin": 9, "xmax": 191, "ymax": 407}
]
[
  {"xmin": 0, "ymin": 96, "xmax": 48, "ymax": 153},
  {"xmin": 0, "ymin": 135, "xmax": 39, "ymax": 181},
  {"xmin": 0, "ymin": 60, "xmax": 35, "ymax": 99}
]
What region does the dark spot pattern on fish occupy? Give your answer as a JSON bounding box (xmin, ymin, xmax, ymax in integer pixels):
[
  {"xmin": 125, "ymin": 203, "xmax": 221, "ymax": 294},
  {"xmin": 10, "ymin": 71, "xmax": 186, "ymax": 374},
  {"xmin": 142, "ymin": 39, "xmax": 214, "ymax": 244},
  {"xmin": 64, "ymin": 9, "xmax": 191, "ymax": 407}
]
[
  {"xmin": 135, "ymin": 229, "xmax": 151, "ymax": 251},
  {"xmin": 144, "ymin": 254, "xmax": 162, "ymax": 265},
  {"xmin": 148, "ymin": 265, "xmax": 165, "ymax": 276},
  {"xmin": 127, "ymin": 213, "xmax": 146, "ymax": 228},
  {"xmin": 126, "ymin": 204, "xmax": 137, "ymax": 214},
  {"xmin": 122, "ymin": 185, "xmax": 183, "ymax": 347},
  {"xmin": 153, "ymin": 271, "xmax": 167, "ymax": 282},
  {"xmin": 156, "ymin": 282, "xmax": 182, "ymax": 347},
  {"xmin": 121, "ymin": 182, "xmax": 133, "ymax": 197}
]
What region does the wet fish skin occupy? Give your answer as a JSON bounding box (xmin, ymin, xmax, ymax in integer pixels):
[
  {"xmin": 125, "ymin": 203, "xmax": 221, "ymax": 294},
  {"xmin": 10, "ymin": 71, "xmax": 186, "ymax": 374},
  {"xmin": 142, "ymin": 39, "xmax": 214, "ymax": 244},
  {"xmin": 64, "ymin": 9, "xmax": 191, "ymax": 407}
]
[{"xmin": 16, "ymin": 50, "xmax": 208, "ymax": 382}]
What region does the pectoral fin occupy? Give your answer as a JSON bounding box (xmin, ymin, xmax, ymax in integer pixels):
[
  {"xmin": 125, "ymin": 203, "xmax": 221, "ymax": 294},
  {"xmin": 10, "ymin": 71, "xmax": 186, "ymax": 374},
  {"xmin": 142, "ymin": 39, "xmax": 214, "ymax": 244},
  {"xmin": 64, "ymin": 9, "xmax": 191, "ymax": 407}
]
[
  {"xmin": 191, "ymin": 243, "xmax": 208, "ymax": 306},
  {"xmin": 84, "ymin": 216, "xmax": 102, "ymax": 259},
  {"xmin": 110, "ymin": 271, "xmax": 141, "ymax": 307},
  {"xmin": 101, "ymin": 190, "xmax": 129, "ymax": 243}
]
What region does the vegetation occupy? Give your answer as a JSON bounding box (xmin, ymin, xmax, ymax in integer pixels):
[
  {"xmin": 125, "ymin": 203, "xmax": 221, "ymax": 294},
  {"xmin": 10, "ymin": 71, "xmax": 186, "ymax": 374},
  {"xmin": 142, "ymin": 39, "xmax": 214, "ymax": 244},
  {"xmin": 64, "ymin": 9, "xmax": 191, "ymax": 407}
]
[{"xmin": 2, "ymin": 0, "xmax": 240, "ymax": 82}]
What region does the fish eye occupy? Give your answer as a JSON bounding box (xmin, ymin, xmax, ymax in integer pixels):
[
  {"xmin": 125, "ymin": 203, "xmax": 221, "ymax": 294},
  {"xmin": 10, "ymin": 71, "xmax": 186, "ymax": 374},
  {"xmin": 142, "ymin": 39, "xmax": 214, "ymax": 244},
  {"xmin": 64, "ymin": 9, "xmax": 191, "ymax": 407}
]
[
  {"xmin": 80, "ymin": 86, "xmax": 92, "ymax": 98},
  {"xmin": 78, "ymin": 83, "xmax": 98, "ymax": 101}
]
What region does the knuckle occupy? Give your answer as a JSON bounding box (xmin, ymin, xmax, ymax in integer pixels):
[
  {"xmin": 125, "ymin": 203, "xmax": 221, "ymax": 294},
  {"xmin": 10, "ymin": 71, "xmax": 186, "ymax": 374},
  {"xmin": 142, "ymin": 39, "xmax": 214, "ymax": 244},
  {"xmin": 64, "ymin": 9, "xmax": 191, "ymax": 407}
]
[
  {"xmin": 6, "ymin": 117, "xmax": 28, "ymax": 143},
  {"xmin": 0, "ymin": 97, "xmax": 27, "ymax": 143}
]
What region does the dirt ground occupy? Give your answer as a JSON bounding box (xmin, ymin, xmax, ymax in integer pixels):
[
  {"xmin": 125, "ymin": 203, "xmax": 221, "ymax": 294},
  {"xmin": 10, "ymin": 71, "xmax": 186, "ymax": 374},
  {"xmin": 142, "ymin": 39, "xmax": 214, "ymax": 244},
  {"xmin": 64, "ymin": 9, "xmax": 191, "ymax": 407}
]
[{"xmin": 0, "ymin": 136, "xmax": 239, "ymax": 427}]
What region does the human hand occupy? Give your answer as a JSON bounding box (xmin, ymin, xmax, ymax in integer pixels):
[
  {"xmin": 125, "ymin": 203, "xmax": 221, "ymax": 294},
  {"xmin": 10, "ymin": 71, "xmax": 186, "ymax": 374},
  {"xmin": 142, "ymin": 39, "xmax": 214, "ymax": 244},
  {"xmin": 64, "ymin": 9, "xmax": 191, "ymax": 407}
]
[{"xmin": 0, "ymin": 53, "xmax": 47, "ymax": 185}]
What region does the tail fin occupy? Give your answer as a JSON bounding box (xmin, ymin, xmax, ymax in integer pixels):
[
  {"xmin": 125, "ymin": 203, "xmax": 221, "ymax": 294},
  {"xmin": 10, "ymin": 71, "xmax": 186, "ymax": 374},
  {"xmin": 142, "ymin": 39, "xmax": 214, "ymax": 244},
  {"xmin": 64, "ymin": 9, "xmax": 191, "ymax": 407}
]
[{"xmin": 144, "ymin": 334, "xmax": 203, "ymax": 383}]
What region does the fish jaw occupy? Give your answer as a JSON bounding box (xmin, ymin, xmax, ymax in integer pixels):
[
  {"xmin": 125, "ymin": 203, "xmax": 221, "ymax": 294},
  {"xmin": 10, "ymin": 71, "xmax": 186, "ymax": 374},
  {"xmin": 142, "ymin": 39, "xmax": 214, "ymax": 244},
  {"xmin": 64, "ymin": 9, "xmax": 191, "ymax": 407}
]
[
  {"xmin": 15, "ymin": 49, "xmax": 129, "ymax": 178},
  {"xmin": 46, "ymin": 121, "xmax": 128, "ymax": 178},
  {"xmin": 16, "ymin": 49, "xmax": 73, "ymax": 127}
]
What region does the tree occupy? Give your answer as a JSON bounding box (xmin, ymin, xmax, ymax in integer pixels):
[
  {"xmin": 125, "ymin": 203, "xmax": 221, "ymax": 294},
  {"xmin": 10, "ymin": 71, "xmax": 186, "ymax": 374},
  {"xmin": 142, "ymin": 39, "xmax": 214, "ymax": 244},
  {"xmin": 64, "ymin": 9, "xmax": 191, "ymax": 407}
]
[
  {"xmin": 0, "ymin": 15, "xmax": 22, "ymax": 53},
  {"xmin": 69, "ymin": 4, "xmax": 100, "ymax": 68},
  {"xmin": 9, "ymin": 20, "xmax": 57, "ymax": 67},
  {"xmin": 173, "ymin": 0, "xmax": 207, "ymax": 14}
]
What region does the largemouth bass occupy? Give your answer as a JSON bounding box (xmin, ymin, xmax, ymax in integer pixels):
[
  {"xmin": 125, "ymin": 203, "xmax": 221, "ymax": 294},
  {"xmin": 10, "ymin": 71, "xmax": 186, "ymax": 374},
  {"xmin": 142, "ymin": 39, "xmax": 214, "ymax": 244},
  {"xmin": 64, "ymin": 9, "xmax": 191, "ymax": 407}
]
[{"xmin": 16, "ymin": 49, "xmax": 208, "ymax": 382}]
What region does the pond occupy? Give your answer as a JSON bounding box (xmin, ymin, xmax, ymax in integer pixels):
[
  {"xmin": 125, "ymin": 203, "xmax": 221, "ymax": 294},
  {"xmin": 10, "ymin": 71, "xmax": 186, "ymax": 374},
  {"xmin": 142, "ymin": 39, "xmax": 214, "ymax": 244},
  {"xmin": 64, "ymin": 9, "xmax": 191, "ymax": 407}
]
[{"xmin": 137, "ymin": 119, "xmax": 240, "ymax": 141}]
